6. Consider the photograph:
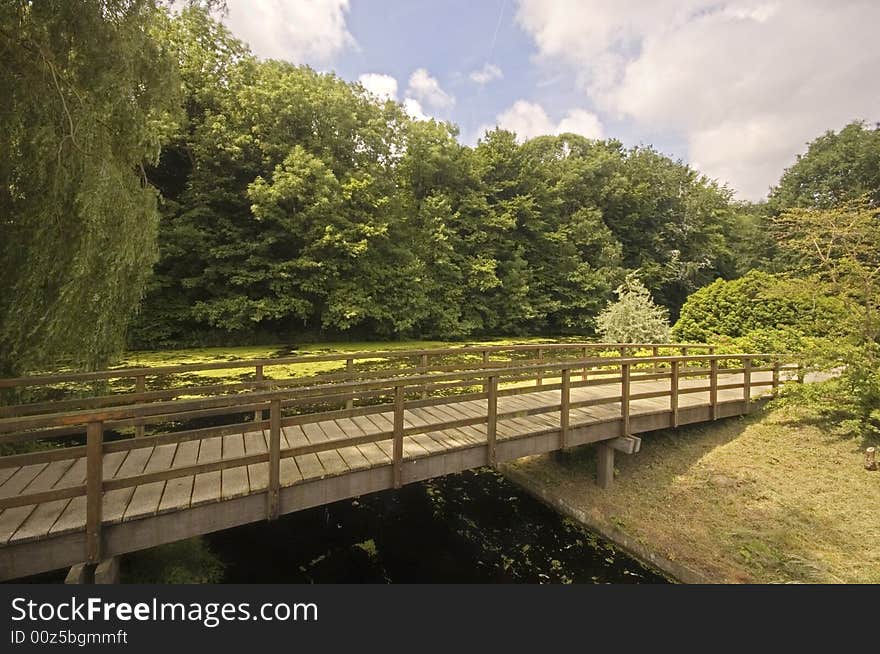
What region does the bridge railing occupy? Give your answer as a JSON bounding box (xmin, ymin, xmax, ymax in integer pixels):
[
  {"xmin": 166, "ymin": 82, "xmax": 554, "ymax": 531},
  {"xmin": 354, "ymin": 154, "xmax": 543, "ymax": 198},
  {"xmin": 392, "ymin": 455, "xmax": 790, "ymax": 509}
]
[
  {"xmin": 0, "ymin": 352, "xmax": 800, "ymax": 565},
  {"xmin": 0, "ymin": 342, "xmax": 716, "ymax": 422}
]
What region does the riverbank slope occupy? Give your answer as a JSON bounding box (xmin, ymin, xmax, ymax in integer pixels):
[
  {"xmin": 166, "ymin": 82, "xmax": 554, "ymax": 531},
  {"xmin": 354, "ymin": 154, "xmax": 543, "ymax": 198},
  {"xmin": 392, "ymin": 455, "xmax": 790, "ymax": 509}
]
[{"xmin": 504, "ymin": 404, "xmax": 880, "ymax": 583}]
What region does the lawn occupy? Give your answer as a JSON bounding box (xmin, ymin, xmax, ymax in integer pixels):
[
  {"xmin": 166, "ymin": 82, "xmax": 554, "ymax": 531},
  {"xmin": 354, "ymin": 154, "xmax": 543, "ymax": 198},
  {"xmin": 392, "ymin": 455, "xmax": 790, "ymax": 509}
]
[{"xmin": 506, "ymin": 399, "xmax": 880, "ymax": 583}]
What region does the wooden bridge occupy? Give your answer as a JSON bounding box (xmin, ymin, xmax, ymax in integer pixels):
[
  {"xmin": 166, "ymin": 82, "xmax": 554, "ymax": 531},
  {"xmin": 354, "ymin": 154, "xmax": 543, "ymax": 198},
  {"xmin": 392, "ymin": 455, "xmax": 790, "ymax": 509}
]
[{"xmin": 0, "ymin": 342, "xmax": 799, "ymax": 581}]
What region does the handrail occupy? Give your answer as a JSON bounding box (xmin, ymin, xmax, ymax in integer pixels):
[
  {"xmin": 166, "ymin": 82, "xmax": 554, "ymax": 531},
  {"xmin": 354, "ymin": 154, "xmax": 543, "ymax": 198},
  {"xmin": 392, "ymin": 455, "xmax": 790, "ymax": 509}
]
[
  {"xmin": 0, "ymin": 341, "xmax": 714, "ymax": 388},
  {"xmin": 0, "ymin": 352, "xmax": 794, "ymax": 434}
]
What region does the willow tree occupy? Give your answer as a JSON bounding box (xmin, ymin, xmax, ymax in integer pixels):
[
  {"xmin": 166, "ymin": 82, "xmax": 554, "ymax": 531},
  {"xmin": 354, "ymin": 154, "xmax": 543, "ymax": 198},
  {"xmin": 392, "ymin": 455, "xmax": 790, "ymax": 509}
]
[{"xmin": 0, "ymin": 1, "xmax": 180, "ymax": 375}]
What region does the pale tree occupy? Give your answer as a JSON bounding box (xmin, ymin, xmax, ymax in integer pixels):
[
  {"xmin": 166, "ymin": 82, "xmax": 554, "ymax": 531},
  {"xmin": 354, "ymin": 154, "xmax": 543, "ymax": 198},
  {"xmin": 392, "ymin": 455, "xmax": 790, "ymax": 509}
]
[{"xmin": 596, "ymin": 274, "xmax": 670, "ymax": 343}]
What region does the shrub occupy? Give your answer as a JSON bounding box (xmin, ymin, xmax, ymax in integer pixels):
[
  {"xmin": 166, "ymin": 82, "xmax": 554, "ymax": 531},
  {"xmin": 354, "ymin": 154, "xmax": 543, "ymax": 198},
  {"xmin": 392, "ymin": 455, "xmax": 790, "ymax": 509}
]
[
  {"xmin": 671, "ymin": 270, "xmax": 849, "ymax": 342},
  {"xmin": 596, "ymin": 274, "xmax": 670, "ymax": 343}
]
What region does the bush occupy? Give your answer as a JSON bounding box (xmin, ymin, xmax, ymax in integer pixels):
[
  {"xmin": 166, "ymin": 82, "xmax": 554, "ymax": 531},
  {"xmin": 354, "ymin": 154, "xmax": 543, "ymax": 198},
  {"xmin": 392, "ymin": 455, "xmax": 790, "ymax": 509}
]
[
  {"xmin": 122, "ymin": 538, "xmax": 225, "ymax": 584},
  {"xmin": 672, "ymin": 271, "xmax": 849, "ymax": 342},
  {"xmin": 596, "ymin": 274, "xmax": 670, "ymax": 343}
]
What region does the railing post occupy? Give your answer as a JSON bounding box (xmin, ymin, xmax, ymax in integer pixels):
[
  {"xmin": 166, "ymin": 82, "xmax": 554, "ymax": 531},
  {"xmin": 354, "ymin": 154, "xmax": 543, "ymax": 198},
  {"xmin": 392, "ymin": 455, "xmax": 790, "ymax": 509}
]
[
  {"xmin": 560, "ymin": 369, "xmax": 570, "ymax": 451},
  {"xmin": 254, "ymin": 365, "xmax": 264, "ymax": 421},
  {"xmin": 671, "ymin": 360, "xmax": 680, "ymax": 427},
  {"xmin": 743, "ymin": 357, "xmax": 752, "ymax": 414},
  {"xmin": 710, "ymin": 358, "xmax": 719, "ymax": 420},
  {"xmin": 393, "ymin": 385, "xmax": 405, "ymax": 488},
  {"xmin": 134, "ymin": 375, "xmax": 146, "ymax": 438},
  {"xmin": 267, "ymin": 398, "xmax": 281, "ymax": 520},
  {"xmin": 621, "ymin": 362, "xmax": 631, "ymax": 435},
  {"xmin": 86, "ymin": 420, "xmax": 104, "ymax": 564},
  {"xmin": 487, "ymin": 375, "xmax": 498, "ymax": 467},
  {"xmin": 482, "ymin": 350, "xmax": 489, "ymax": 393},
  {"xmin": 797, "ymin": 361, "xmax": 805, "ymax": 384},
  {"xmin": 582, "ymin": 346, "xmax": 589, "ymax": 381},
  {"xmin": 772, "ymin": 360, "xmax": 781, "ymax": 395},
  {"xmin": 536, "ymin": 348, "xmax": 544, "ymax": 387},
  {"xmin": 345, "ymin": 359, "xmax": 354, "ymax": 410},
  {"xmin": 652, "ymin": 345, "xmax": 659, "ymax": 375},
  {"xmin": 420, "ymin": 353, "xmax": 429, "ymax": 399}
]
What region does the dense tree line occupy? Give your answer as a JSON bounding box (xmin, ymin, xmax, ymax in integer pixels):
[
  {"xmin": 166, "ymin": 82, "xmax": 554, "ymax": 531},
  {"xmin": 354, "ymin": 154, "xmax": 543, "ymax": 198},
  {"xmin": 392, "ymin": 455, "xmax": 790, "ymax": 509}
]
[{"xmin": 125, "ymin": 7, "xmax": 753, "ymax": 348}]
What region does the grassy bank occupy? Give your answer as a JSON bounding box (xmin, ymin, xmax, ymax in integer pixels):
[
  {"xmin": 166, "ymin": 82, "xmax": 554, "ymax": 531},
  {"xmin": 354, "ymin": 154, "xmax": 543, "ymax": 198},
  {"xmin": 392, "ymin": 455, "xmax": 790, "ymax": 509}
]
[{"xmin": 506, "ymin": 401, "xmax": 880, "ymax": 583}]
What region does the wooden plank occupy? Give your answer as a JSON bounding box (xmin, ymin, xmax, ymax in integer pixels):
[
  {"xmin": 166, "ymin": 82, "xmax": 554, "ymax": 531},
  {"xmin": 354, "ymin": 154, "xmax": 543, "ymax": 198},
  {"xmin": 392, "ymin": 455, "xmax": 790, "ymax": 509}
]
[
  {"xmin": 221, "ymin": 434, "xmax": 249, "ymax": 501},
  {"xmin": 277, "ymin": 426, "xmax": 302, "ymax": 488},
  {"xmin": 9, "ymin": 457, "xmax": 87, "ymax": 544},
  {"xmin": 190, "ymin": 436, "xmax": 222, "ymax": 507},
  {"xmin": 301, "ymin": 421, "xmax": 348, "ymax": 477},
  {"xmin": 102, "ymin": 445, "xmax": 153, "ymax": 525},
  {"xmin": 158, "ymin": 440, "xmax": 199, "ymax": 513},
  {"xmin": 284, "ymin": 425, "xmax": 324, "ymax": 481},
  {"xmin": 123, "ymin": 443, "xmax": 177, "ymax": 521},
  {"xmin": 0, "ymin": 459, "xmax": 75, "ymax": 544},
  {"xmin": 316, "ymin": 420, "xmax": 370, "ymax": 471},
  {"xmin": 243, "ymin": 429, "xmax": 269, "ymax": 493},
  {"xmin": 342, "ymin": 417, "xmax": 390, "ymax": 466},
  {"xmin": 48, "ymin": 451, "xmax": 125, "ymax": 537}
]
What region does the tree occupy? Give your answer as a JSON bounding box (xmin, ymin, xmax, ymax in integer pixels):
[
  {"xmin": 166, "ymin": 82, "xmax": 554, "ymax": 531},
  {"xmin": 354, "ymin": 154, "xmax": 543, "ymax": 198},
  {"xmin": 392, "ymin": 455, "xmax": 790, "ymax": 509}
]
[
  {"xmin": 0, "ymin": 0, "xmax": 180, "ymax": 375},
  {"xmin": 596, "ymin": 274, "xmax": 670, "ymax": 343},
  {"xmin": 773, "ymin": 198, "xmax": 880, "ymax": 438},
  {"xmin": 769, "ymin": 121, "xmax": 880, "ymax": 211}
]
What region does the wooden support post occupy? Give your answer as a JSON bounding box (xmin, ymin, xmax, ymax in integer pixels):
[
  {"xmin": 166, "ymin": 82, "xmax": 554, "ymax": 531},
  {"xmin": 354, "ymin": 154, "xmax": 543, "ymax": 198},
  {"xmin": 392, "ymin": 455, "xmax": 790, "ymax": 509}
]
[
  {"xmin": 582, "ymin": 346, "xmax": 589, "ymax": 381},
  {"xmin": 420, "ymin": 353, "xmax": 429, "ymax": 399},
  {"xmin": 345, "ymin": 359, "xmax": 354, "ymax": 410},
  {"xmin": 134, "ymin": 375, "xmax": 145, "ymax": 438},
  {"xmin": 487, "ymin": 375, "xmax": 498, "ymax": 467},
  {"xmin": 709, "ymin": 345, "xmax": 716, "ymax": 356},
  {"xmin": 797, "ymin": 362, "xmax": 805, "ymax": 384},
  {"xmin": 482, "ymin": 350, "xmax": 489, "ymax": 393},
  {"xmin": 772, "ymin": 360, "xmax": 781, "ymax": 395},
  {"xmin": 743, "ymin": 357, "xmax": 752, "ymax": 414},
  {"xmin": 254, "ymin": 365, "xmax": 264, "ymax": 421},
  {"xmin": 596, "ymin": 443, "xmax": 614, "ymax": 489},
  {"xmin": 536, "ymin": 348, "xmax": 544, "ymax": 387},
  {"xmin": 710, "ymin": 358, "xmax": 719, "ymax": 420},
  {"xmin": 85, "ymin": 420, "xmax": 103, "ymax": 564},
  {"xmin": 621, "ymin": 362, "xmax": 631, "ymax": 435},
  {"xmin": 267, "ymin": 399, "xmax": 281, "ymax": 520},
  {"xmin": 671, "ymin": 359, "xmax": 680, "ymax": 427},
  {"xmin": 94, "ymin": 557, "xmax": 120, "ymax": 584},
  {"xmin": 393, "ymin": 385, "xmax": 404, "ymax": 488},
  {"xmin": 560, "ymin": 369, "xmax": 570, "ymax": 451},
  {"xmin": 652, "ymin": 345, "xmax": 659, "ymax": 374}
]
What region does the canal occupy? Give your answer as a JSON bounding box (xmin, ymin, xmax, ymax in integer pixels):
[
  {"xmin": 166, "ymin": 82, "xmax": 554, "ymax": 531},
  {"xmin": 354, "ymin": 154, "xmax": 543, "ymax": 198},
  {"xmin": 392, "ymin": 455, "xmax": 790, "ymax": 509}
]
[{"xmin": 198, "ymin": 468, "xmax": 665, "ymax": 583}]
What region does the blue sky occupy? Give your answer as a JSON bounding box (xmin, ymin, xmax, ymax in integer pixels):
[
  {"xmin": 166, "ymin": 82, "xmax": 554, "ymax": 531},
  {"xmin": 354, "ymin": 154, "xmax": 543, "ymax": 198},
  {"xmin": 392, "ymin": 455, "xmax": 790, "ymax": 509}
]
[{"xmin": 221, "ymin": 0, "xmax": 880, "ymax": 200}]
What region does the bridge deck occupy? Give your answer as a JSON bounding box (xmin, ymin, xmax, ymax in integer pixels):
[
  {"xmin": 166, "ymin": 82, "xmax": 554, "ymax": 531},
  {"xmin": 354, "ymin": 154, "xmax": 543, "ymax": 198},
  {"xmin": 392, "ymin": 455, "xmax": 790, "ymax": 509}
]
[{"xmin": 0, "ymin": 371, "xmax": 771, "ymax": 556}]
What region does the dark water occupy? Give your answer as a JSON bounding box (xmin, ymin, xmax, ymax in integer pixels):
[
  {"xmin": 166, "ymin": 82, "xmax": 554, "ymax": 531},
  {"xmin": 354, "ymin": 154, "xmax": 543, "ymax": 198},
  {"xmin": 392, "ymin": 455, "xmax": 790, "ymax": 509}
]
[{"xmin": 205, "ymin": 468, "xmax": 666, "ymax": 584}]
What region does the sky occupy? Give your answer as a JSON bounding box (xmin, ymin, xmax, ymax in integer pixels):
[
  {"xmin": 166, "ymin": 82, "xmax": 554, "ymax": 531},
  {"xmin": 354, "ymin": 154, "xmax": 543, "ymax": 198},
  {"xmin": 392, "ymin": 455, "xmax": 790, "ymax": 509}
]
[{"xmin": 219, "ymin": 0, "xmax": 880, "ymax": 201}]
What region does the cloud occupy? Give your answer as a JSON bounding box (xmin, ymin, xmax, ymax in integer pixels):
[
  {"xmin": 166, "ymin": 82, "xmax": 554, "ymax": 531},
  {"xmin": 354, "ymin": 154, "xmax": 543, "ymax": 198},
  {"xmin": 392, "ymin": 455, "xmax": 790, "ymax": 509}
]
[
  {"xmin": 403, "ymin": 98, "xmax": 430, "ymax": 121},
  {"xmin": 515, "ymin": 0, "xmax": 880, "ymax": 200},
  {"xmin": 469, "ymin": 63, "xmax": 504, "ymax": 85},
  {"xmin": 358, "ymin": 73, "xmax": 398, "ymax": 101},
  {"xmin": 223, "ymin": 0, "xmax": 355, "ymax": 63},
  {"xmin": 406, "ymin": 68, "xmax": 455, "ymax": 109},
  {"xmin": 493, "ymin": 100, "xmax": 604, "ymax": 141}
]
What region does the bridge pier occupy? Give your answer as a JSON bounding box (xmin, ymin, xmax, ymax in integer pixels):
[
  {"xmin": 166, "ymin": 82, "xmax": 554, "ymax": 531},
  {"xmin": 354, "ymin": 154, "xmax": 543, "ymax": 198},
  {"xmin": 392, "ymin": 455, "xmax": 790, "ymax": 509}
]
[
  {"xmin": 596, "ymin": 444, "xmax": 614, "ymax": 489},
  {"xmin": 64, "ymin": 557, "xmax": 119, "ymax": 584}
]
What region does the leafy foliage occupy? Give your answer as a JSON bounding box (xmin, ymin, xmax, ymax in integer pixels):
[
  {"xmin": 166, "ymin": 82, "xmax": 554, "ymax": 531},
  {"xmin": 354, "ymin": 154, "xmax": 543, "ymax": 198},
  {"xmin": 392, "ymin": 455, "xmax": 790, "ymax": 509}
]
[
  {"xmin": 596, "ymin": 274, "xmax": 670, "ymax": 343},
  {"xmin": 0, "ymin": 0, "xmax": 181, "ymax": 375},
  {"xmin": 672, "ymin": 270, "xmax": 849, "ymax": 343}
]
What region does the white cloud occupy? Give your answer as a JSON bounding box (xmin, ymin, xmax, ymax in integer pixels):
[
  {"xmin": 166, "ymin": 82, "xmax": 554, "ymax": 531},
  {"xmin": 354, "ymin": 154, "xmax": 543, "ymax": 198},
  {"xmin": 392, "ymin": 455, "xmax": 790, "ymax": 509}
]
[
  {"xmin": 223, "ymin": 0, "xmax": 354, "ymax": 63},
  {"xmin": 494, "ymin": 101, "xmax": 604, "ymax": 141},
  {"xmin": 406, "ymin": 68, "xmax": 455, "ymax": 109},
  {"xmin": 403, "ymin": 98, "xmax": 430, "ymax": 121},
  {"xmin": 516, "ymin": 0, "xmax": 880, "ymax": 200},
  {"xmin": 358, "ymin": 73, "xmax": 398, "ymax": 101},
  {"xmin": 469, "ymin": 63, "xmax": 504, "ymax": 85}
]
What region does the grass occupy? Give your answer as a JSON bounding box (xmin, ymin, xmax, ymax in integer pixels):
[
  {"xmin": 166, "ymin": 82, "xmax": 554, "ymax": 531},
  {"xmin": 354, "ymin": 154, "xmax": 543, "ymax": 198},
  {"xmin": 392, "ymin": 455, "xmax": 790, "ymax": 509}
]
[{"xmin": 507, "ymin": 399, "xmax": 880, "ymax": 583}]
